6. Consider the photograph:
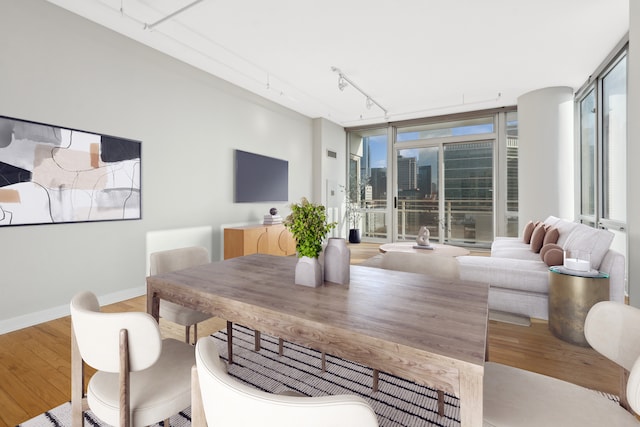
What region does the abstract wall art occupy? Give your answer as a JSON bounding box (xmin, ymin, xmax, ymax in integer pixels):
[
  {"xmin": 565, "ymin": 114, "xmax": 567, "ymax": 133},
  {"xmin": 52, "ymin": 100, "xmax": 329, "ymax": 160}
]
[{"xmin": 0, "ymin": 115, "xmax": 141, "ymax": 226}]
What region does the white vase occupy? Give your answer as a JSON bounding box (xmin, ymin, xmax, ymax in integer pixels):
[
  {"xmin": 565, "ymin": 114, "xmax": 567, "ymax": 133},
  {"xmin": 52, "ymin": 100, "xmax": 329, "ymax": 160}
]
[
  {"xmin": 324, "ymin": 237, "xmax": 350, "ymax": 284},
  {"xmin": 295, "ymin": 256, "xmax": 323, "ymax": 287}
]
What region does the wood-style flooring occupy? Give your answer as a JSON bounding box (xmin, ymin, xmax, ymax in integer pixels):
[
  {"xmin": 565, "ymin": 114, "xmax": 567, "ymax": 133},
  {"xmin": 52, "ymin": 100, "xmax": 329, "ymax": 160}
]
[{"xmin": 0, "ymin": 243, "xmax": 622, "ymax": 427}]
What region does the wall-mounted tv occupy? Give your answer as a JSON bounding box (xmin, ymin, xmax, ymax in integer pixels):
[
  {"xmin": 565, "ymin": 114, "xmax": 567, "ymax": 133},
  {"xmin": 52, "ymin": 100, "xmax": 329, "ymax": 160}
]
[{"xmin": 234, "ymin": 149, "xmax": 288, "ymax": 203}]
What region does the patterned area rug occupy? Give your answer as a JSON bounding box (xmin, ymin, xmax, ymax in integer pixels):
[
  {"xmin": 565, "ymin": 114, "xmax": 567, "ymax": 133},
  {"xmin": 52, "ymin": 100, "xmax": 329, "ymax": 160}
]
[
  {"xmin": 19, "ymin": 325, "xmax": 461, "ymax": 427},
  {"xmin": 18, "ymin": 325, "xmax": 620, "ymax": 427},
  {"xmin": 214, "ymin": 325, "xmax": 461, "ymax": 426}
]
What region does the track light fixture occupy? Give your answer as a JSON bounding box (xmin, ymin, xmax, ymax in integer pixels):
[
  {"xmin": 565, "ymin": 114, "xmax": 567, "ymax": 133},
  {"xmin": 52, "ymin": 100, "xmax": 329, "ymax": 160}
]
[
  {"xmin": 338, "ymin": 76, "xmax": 348, "ymax": 91},
  {"xmin": 366, "ymin": 97, "xmax": 373, "ymax": 110},
  {"xmin": 331, "ymin": 66, "xmax": 388, "ymax": 117}
]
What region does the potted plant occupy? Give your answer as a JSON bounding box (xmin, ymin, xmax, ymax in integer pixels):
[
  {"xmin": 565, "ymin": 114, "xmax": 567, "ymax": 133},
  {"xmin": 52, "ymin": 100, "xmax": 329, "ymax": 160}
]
[
  {"xmin": 284, "ymin": 197, "xmax": 336, "ymax": 286},
  {"xmin": 341, "ymin": 185, "xmax": 362, "ymax": 243}
]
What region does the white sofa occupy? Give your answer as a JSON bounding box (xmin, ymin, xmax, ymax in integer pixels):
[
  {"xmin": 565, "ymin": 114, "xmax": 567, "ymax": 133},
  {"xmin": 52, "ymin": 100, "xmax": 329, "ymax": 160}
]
[{"xmin": 456, "ymin": 216, "xmax": 626, "ymax": 320}]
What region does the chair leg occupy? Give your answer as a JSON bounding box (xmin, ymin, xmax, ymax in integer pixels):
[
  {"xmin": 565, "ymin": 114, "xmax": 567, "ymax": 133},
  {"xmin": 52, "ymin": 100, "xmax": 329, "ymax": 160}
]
[
  {"xmin": 372, "ymin": 369, "xmax": 379, "ymax": 392},
  {"xmin": 191, "ymin": 366, "xmax": 207, "ymax": 427},
  {"xmin": 278, "ymin": 337, "xmax": 284, "ymax": 356},
  {"xmin": 437, "ymin": 390, "xmax": 445, "ymax": 416},
  {"xmin": 71, "ymin": 325, "xmax": 85, "ymax": 427},
  {"xmin": 193, "ymin": 323, "xmax": 198, "ymax": 345},
  {"xmin": 321, "ymin": 352, "xmax": 326, "ymax": 372},
  {"xmin": 119, "ymin": 329, "xmax": 131, "ymax": 427},
  {"xmin": 185, "ymin": 325, "xmax": 191, "ymax": 344}
]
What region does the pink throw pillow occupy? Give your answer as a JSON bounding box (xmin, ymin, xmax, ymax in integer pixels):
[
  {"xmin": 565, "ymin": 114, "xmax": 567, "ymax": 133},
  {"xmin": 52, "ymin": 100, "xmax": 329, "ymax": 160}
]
[
  {"xmin": 540, "ymin": 243, "xmax": 562, "ymax": 261},
  {"xmin": 530, "ymin": 224, "xmax": 546, "ymax": 253},
  {"xmin": 543, "ymin": 248, "xmax": 564, "ymax": 266},
  {"xmin": 522, "ymin": 220, "xmax": 535, "ymax": 244},
  {"xmin": 543, "ymin": 227, "xmax": 560, "ymax": 246}
]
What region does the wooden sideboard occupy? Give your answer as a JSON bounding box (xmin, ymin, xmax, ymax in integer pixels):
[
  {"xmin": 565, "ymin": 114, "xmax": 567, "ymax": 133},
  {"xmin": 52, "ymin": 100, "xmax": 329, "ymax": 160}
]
[{"xmin": 223, "ymin": 223, "xmax": 296, "ymax": 259}]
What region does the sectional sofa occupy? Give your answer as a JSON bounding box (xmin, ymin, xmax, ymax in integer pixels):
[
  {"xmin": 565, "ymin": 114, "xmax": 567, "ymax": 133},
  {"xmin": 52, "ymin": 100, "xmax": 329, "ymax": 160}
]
[{"xmin": 456, "ymin": 216, "xmax": 625, "ymax": 320}]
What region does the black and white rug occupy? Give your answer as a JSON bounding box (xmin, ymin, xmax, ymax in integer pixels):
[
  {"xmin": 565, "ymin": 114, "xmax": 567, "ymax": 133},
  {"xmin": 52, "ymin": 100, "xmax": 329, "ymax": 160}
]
[
  {"xmin": 214, "ymin": 325, "xmax": 461, "ymax": 426},
  {"xmin": 19, "ymin": 325, "xmax": 461, "ymax": 427}
]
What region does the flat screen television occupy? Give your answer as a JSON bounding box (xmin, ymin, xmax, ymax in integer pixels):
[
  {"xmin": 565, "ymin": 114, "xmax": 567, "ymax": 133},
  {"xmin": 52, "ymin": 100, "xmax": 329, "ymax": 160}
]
[{"xmin": 234, "ymin": 149, "xmax": 288, "ymax": 203}]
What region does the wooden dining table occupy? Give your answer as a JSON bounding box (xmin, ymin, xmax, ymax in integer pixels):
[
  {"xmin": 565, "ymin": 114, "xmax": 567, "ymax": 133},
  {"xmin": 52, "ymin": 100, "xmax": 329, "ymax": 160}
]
[{"xmin": 146, "ymin": 253, "xmax": 489, "ymax": 426}]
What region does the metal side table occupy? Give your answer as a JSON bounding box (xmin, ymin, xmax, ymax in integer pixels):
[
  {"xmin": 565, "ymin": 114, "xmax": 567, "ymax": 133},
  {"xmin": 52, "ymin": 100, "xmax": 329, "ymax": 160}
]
[{"xmin": 548, "ymin": 266, "xmax": 610, "ymax": 347}]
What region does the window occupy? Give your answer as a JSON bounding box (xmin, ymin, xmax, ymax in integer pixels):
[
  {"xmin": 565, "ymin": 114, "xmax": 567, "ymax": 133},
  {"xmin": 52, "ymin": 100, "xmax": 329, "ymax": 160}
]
[
  {"xmin": 577, "ymin": 45, "xmax": 627, "ymax": 230},
  {"xmin": 347, "ymin": 109, "xmax": 516, "ymax": 245}
]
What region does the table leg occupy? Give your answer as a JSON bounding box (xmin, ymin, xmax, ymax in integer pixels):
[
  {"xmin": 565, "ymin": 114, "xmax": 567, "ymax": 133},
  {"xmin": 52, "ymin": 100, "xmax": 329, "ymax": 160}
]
[
  {"xmin": 459, "ymin": 370, "xmax": 483, "ymax": 427},
  {"xmin": 227, "ymin": 321, "xmax": 234, "ymax": 365},
  {"xmin": 147, "ymin": 288, "xmax": 160, "ymax": 322},
  {"xmin": 254, "ymin": 331, "xmax": 261, "ymax": 351}
]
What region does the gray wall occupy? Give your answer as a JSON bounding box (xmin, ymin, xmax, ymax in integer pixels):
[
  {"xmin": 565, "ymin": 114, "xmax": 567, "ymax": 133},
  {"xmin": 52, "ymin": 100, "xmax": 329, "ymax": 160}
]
[{"xmin": 0, "ymin": 0, "xmax": 345, "ymax": 331}]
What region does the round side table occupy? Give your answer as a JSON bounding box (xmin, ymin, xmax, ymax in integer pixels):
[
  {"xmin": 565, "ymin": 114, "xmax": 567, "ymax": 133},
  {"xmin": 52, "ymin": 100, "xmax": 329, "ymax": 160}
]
[{"xmin": 548, "ymin": 266, "xmax": 609, "ymax": 347}]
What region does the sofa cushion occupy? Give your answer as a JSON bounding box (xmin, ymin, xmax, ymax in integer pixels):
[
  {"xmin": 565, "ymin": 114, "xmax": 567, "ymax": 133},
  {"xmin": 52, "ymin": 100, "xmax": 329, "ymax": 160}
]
[
  {"xmin": 492, "ymin": 247, "xmax": 542, "ymax": 261},
  {"xmin": 522, "ymin": 221, "xmax": 535, "ymax": 243},
  {"xmin": 530, "ymin": 224, "xmax": 546, "ymax": 253},
  {"xmin": 563, "ymin": 224, "xmax": 614, "ymax": 270},
  {"xmin": 457, "ymin": 256, "xmax": 550, "ymax": 294}
]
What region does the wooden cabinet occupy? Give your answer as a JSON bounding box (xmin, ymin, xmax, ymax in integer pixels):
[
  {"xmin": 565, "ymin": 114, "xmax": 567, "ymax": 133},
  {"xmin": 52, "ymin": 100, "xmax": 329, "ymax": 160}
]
[{"xmin": 224, "ymin": 224, "xmax": 296, "ymax": 259}]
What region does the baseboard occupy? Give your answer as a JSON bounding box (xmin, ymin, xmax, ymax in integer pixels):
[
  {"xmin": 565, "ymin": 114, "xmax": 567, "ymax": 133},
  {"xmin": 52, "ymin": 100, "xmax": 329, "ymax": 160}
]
[{"xmin": 0, "ymin": 286, "xmax": 146, "ymax": 335}]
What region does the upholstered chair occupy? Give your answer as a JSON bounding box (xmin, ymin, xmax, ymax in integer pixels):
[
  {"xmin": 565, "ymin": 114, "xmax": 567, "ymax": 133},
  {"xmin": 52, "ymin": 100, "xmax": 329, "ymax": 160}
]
[
  {"xmin": 150, "ymin": 246, "xmax": 212, "ymax": 344},
  {"xmin": 70, "ymin": 291, "xmax": 194, "ymax": 427},
  {"xmin": 484, "ymin": 301, "xmax": 640, "ymax": 426},
  {"xmin": 191, "ymin": 336, "xmax": 379, "ymax": 427}
]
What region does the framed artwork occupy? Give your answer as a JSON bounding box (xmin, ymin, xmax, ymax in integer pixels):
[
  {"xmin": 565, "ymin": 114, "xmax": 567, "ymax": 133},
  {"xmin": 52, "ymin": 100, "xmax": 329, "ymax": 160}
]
[{"xmin": 0, "ymin": 115, "xmax": 141, "ymax": 226}]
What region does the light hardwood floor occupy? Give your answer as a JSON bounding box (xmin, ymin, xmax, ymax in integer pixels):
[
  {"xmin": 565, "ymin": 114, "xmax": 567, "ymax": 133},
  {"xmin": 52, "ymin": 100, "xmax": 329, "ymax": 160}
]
[{"xmin": 0, "ymin": 243, "xmax": 622, "ymax": 427}]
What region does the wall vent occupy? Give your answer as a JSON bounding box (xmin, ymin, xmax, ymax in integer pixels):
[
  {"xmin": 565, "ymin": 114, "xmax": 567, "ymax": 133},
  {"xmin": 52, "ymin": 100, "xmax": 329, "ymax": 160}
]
[{"xmin": 327, "ymin": 150, "xmax": 337, "ymax": 159}]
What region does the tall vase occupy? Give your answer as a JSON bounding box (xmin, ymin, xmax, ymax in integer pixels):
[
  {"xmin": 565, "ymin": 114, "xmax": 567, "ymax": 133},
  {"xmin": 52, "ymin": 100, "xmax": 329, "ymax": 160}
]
[
  {"xmin": 324, "ymin": 237, "xmax": 350, "ymax": 284},
  {"xmin": 295, "ymin": 256, "xmax": 323, "ymax": 287}
]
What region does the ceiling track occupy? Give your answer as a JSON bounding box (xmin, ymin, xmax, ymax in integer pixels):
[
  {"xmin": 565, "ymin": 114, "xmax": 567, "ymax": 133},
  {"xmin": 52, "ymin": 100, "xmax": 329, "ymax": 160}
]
[{"xmin": 143, "ymin": 0, "xmax": 207, "ymax": 30}]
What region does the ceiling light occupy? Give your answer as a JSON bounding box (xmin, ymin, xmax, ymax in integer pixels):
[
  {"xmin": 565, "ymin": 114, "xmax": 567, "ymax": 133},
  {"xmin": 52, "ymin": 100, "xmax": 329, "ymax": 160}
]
[
  {"xmin": 331, "ymin": 67, "xmax": 388, "ymax": 117},
  {"xmin": 338, "ymin": 76, "xmax": 348, "ymax": 91}
]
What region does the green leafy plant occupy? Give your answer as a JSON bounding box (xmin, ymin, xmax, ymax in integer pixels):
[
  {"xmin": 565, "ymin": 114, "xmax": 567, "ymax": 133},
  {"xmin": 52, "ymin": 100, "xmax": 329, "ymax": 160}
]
[{"xmin": 284, "ymin": 197, "xmax": 336, "ymax": 258}]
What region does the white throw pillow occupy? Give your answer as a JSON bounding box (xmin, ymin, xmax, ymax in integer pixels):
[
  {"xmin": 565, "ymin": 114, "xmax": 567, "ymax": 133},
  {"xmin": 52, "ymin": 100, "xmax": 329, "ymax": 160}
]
[{"xmin": 563, "ymin": 224, "xmax": 614, "ymax": 270}]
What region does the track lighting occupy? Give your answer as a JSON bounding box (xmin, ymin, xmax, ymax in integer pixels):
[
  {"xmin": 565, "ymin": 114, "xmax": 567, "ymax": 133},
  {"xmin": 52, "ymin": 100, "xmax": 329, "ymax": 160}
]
[
  {"xmin": 331, "ymin": 67, "xmax": 388, "ymax": 117},
  {"xmin": 338, "ymin": 76, "xmax": 348, "ymax": 91}
]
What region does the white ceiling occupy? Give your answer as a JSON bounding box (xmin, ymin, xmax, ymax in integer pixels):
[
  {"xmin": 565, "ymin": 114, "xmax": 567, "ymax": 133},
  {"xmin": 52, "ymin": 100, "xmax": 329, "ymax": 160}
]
[{"xmin": 47, "ymin": 0, "xmax": 629, "ymax": 127}]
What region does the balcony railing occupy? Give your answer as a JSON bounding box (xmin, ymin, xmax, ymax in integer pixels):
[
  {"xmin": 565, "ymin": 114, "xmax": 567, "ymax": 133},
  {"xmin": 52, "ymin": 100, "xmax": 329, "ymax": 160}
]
[{"xmin": 356, "ymin": 198, "xmax": 498, "ymax": 247}]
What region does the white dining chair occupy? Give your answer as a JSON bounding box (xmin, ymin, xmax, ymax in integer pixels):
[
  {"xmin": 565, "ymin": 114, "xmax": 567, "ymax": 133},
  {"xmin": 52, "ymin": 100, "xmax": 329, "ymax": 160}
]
[
  {"xmin": 70, "ymin": 291, "xmax": 194, "ymax": 427},
  {"xmin": 150, "ymin": 246, "xmax": 212, "ymax": 344},
  {"xmin": 191, "ymin": 335, "xmax": 379, "ymax": 427},
  {"xmin": 484, "ymin": 301, "xmax": 640, "ymax": 426}
]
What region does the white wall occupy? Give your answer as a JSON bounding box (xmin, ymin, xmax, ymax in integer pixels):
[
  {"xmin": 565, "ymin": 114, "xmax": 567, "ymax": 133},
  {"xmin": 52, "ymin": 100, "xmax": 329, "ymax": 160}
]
[
  {"xmin": 313, "ymin": 118, "xmax": 347, "ymax": 238},
  {"xmin": 517, "ymin": 87, "xmax": 575, "ymax": 228},
  {"xmin": 0, "ymin": 0, "xmax": 320, "ymax": 332},
  {"xmin": 628, "ymin": 2, "xmax": 640, "ymax": 307}
]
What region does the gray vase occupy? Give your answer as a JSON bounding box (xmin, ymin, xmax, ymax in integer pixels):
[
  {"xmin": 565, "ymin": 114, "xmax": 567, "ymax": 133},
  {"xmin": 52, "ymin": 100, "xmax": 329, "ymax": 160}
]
[
  {"xmin": 324, "ymin": 237, "xmax": 350, "ymax": 284},
  {"xmin": 295, "ymin": 256, "xmax": 323, "ymax": 287}
]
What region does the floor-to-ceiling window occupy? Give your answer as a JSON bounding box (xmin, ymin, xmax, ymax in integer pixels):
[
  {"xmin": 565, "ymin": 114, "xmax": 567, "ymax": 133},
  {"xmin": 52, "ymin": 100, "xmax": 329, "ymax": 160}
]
[
  {"xmin": 347, "ymin": 108, "xmax": 517, "ymax": 247},
  {"xmin": 347, "ymin": 127, "xmax": 389, "ymax": 240},
  {"xmin": 576, "ymin": 39, "xmax": 627, "ymax": 279}
]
